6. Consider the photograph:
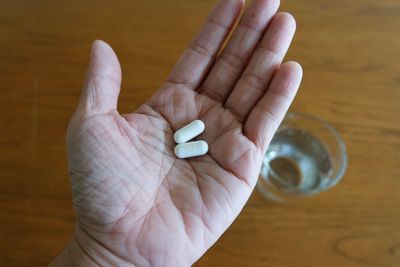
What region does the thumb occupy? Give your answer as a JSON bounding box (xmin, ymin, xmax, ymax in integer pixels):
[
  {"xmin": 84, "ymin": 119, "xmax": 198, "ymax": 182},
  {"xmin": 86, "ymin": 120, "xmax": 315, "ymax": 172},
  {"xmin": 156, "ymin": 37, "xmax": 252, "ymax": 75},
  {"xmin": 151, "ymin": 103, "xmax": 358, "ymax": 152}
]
[{"xmin": 78, "ymin": 40, "xmax": 122, "ymax": 115}]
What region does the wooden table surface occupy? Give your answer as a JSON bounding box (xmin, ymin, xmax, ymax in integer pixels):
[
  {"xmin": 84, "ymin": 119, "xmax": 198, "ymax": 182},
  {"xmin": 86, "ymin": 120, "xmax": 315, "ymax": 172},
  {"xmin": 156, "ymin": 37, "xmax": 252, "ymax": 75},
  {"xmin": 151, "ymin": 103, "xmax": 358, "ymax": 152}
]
[{"xmin": 1, "ymin": 0, "xmax": 400, "ymax": 266}]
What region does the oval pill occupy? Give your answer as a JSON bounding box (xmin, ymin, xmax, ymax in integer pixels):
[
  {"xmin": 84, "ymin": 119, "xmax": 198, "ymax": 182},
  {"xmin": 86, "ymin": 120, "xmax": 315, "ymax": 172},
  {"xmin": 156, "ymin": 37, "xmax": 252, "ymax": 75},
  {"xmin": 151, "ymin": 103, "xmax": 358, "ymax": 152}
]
[
  {"xmin": 173, "ymin": 120, "xmax": 205, "ymax": 144},
  {"xmin": 174, "ymin": 141, "xmax": 209, "ymax": 159}
]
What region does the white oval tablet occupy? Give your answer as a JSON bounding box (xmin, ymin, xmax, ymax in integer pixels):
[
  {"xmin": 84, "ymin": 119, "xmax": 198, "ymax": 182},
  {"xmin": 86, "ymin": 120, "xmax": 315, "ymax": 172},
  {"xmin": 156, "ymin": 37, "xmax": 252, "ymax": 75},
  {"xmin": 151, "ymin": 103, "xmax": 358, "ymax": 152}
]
[
  {"xmin": 173, "ymin": 120, "xmax": 205, "ymax": 144},
  {"xmin": 174, "ymin": 141, "xmax": 209, "ymax": 159}
]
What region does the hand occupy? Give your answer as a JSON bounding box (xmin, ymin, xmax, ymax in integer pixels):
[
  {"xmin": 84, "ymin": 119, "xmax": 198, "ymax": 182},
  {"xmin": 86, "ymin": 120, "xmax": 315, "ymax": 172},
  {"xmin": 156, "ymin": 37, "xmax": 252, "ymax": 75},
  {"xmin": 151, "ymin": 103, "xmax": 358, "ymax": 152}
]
[{"xmin": 54, "ymin": 0, "xmax": 302, "ymax": 266}]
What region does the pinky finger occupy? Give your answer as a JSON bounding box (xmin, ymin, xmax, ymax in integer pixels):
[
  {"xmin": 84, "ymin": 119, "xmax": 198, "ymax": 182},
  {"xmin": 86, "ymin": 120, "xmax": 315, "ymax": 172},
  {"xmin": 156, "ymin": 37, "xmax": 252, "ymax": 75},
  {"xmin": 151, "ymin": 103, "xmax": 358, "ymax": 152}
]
[{"xmin": 244, "ymin": 61, "xmax": 303, "ymax": 152}]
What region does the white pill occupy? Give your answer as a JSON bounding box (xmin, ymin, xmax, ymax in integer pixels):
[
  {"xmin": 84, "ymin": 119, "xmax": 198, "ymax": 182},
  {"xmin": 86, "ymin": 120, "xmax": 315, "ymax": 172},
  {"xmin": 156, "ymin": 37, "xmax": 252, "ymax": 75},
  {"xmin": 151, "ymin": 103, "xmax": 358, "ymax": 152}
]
[
  {"xmin": 173, "ymin": 120, "xmax": 205, "ymax": 144},
  {"xmin": 174, "ymin": 141, "xmax": 209, "ymax": 159}
]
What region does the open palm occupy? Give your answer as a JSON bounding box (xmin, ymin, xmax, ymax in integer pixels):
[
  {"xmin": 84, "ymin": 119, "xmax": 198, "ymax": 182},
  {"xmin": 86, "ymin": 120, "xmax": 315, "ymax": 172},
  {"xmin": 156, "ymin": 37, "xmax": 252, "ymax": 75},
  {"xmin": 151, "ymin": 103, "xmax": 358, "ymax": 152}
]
[{"xmin": 66, "ymin": 0, "xmax": 302, "ymax": 266}]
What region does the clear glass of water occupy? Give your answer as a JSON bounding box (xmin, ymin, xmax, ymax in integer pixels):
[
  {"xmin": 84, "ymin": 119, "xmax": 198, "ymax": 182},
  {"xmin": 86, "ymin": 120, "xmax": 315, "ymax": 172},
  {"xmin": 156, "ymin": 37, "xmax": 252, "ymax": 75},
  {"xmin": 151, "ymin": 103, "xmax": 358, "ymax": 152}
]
[{"xmin": 257, "ymin": 112, "xmax": 347, "ymax": 202}]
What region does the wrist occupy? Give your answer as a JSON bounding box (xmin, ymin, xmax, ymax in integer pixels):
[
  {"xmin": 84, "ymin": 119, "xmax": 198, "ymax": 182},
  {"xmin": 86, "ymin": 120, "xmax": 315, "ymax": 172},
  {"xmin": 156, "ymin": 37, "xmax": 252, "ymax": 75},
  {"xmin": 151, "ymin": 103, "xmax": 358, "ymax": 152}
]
[
  {"xmin": 49, "ymin": 227, "xmax": 99, "ymax": 267},
  {"xmin": 49, "ymin": 225, "xmax": 136, "ymax": 267}
]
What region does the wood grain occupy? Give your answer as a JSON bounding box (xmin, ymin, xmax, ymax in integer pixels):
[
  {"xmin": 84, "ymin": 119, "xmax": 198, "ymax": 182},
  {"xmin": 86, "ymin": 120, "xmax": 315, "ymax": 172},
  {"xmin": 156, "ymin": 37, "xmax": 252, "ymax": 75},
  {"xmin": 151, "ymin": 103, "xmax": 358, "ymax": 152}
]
[{"xmin": 0, "ymin": 0, "xmax": 399, "ymax": 266}]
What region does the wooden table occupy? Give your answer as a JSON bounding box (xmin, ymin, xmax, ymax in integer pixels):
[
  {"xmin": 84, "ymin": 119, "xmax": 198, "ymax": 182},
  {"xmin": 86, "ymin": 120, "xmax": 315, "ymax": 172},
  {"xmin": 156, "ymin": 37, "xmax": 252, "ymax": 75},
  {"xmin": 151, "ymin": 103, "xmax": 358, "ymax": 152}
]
[{"xmin": 1, "ymin": 0, "xmax": 399, "ymax": 266}]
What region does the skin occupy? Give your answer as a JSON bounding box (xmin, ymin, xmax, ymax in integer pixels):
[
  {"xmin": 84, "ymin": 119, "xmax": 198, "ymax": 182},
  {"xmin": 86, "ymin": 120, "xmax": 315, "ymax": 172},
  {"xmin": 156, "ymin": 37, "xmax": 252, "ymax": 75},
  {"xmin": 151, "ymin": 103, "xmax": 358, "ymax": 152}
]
[{"xmin": 50, "ymin": 0, "xmax": 302, "ymax": 266}]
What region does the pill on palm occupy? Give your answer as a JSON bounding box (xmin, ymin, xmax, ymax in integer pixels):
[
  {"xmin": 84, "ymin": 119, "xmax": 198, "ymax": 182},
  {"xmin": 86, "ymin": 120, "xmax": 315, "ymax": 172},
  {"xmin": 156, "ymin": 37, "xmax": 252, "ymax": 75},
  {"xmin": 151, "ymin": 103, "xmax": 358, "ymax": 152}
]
[
  {"xmin": 173, "ymin": 120, "xmax": 205, "ymax": 144},
  {"xmin": 174, "ymin": 141, "xmax": 209, "ymax": 159}
]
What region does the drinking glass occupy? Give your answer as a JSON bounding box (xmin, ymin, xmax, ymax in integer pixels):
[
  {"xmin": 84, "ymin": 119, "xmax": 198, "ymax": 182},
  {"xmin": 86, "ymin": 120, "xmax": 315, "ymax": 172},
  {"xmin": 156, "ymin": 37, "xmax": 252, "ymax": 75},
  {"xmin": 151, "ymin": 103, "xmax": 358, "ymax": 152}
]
[{"xmin": 257, "ymin": 112, "xmax": 347, "ymax": 202}]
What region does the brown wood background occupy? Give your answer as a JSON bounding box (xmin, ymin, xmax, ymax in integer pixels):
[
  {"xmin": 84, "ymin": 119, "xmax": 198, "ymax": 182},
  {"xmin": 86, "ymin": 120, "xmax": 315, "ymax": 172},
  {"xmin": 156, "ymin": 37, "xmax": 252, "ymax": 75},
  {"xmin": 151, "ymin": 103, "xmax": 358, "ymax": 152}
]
[{"xmin": 1, "ymin": 0, "xmax": 400, "ymax": 266}]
